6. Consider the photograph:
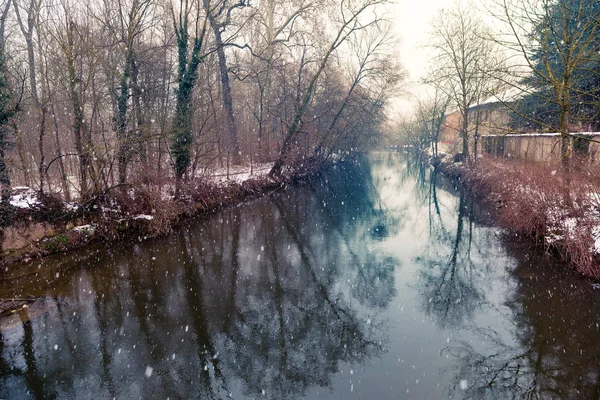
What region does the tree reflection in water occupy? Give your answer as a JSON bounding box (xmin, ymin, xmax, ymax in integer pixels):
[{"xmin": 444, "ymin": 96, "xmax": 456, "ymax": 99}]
[
  {"xmin": 3, "ymin": 153, "xmax": 600, "ymax": 399},
  {"xmin": 307, "ymin": 156, "xmax": 400, "ymax": 309},
  {"xmin": 405, "ymin": 154, "xmax": 600, "ymax": 399},
  {"xmin": 0, "ymin": 157, "xmax": 399, "ymax": 399},
  {"xmin": 442, "ymin": 244, "xmax": 600, "ymax": 400},
  {"xmin": 410, "ymin": 157, "xmax": 486, "ymax": 329}
]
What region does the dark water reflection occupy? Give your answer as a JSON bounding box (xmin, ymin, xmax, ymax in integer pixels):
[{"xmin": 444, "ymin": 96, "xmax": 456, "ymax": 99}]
[{"xmin": 1, "ymin": 153, "xmax": 599, "ymax": 399}]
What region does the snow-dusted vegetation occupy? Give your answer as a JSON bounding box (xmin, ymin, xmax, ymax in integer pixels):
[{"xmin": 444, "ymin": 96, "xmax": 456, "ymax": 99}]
[{"xmin": 438, "ymin": 156, "xmax": 600, "ymax": 278}]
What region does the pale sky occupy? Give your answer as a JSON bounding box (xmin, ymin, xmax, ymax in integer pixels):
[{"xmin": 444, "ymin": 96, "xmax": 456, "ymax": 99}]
[
  {"xmin": 388, "ymin": 0, "xmax": 514, "ymax": 121},
  {"xmin": 394, "ymin": 0, "xmax": 450, "ymax": 80},
  {"xmin": 387, "ymin": 0, "xmax": 514, "ymax": 121},
  {"xmin": 388, "ymin": 0, "xmax": 453, "ymax": 118}
]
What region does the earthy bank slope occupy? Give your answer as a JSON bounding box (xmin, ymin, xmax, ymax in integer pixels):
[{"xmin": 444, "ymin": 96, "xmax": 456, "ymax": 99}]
[
  {"xmin": 0, "ymin": 161, "xmax": 323, "ymax": 268},
  {"xmin": 430, "ymin": 153, "xmax": 600, "ymax": 280}
]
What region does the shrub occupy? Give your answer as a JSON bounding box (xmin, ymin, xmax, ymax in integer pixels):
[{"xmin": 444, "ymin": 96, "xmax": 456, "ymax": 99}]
[{"xmin": 455, "ymin": 156, "xmax": 600, "ymax": 278}]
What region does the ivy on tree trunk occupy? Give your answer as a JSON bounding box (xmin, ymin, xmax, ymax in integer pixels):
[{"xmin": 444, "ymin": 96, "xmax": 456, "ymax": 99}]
[
  {"xmin": 0, "ymin": 53, "xmax": 13, "ymax": 202},
  {"xmin": 171, "ymin": 2, "xmax": 206, "ymax": 197}
]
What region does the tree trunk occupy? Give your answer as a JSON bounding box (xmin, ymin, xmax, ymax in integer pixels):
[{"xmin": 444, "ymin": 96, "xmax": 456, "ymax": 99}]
[
  {"xmin": 257, "ymin": 80, "xmax": 265, "ymax": 160},
  {"xmin": 462, "ymin": 105, "xmax": 469, "ymax": 162},
  {"xmin": 37, "ymin": 106, "xmax": 46, "ymax": 194},
  {"xmin": 131, "ymin": 58, "xmax": 146, "ymax": 164},
  {"xmin": 209, "ymin": 16, "xmax": 241, "ymax": 165},
  {"xmin": 473, "ymin": 110, "xmax": 481, "ymax": 164},
  {"xmin": 560, "ymin": 96, "xmax": 572, "ymax": 207},
  {"xmin": 42, "ymin": 39, "xmax": 71, "ymax": 200},
  {"xmin": 13, "ymin": 122, "xmax": 30, "ymax": 187},
  {"xmin": 171, "ymin": 3, "xmax": 207, "ymax": 197},
  {"xmin": 15, "ymin": 0, "xmax": 47, "ymax": 190},
  {"xmin": 560, "ymin": 94, "xmax": 571, "ymax": 170},
  {"xmin": 0, "ymin": 1, "xmax": 11, "ymax": 201},
  {"xmin": 0, "ymin": 146, "xmax": 8, "ymax": 201},
  {"xmin": 115, "ymin": 50, "xmax": 132, "ymax": 185},
  {"xmin": 65, "ymin": 21, "xmax": 89, "ymax": 196},
  {"xmin": 50, "ymin": 104, "xmax": 71, "ymax": 201}
]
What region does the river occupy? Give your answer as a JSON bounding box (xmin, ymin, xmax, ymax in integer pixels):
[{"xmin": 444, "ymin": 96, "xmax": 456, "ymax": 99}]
[{"xmin": 1, "ymin": 152, "xmax": 599, "ymax": 399}]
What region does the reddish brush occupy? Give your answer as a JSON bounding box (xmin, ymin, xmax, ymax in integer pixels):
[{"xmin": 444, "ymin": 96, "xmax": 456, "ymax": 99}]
[{"xmin": 454, "ymin": 156, "xmax": 600, "ymax": 279}]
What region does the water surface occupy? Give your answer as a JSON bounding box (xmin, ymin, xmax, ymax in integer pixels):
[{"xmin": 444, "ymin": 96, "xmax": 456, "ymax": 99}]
[{"xmin": 1, "ymin": 152, "xmax": 599, "ymax": 399}]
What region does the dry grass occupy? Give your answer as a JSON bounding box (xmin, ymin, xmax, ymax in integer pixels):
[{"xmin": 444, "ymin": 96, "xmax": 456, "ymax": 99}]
[
  {"xmin": 449, "ymin": 156, "xmax": 600, "ymax": 279},
  {"xmin": 1, "ymin": 159, "xmax": 327, "ymax": 265},
  {"xmin": 88, "ymin": 173, "xmax": 284, "ymax": 239}
]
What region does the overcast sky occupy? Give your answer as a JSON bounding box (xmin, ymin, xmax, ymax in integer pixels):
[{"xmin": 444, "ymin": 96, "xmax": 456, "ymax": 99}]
[
  {"xmin": 389, "ymin": 0, "xmax": 510, "ymax": 119},
  {"xmin": 394, "ymin": 0, "xmax": 448, "ymax": 80},
  {"xmin": 388, "ymin": 0, "xmax": 451, "ymax": 118}
]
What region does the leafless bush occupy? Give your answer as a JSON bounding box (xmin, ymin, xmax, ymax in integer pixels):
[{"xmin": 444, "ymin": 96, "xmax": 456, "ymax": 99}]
[
  {"xmin": 460, "ymin": 156, "xmax": 600, "ymax": 278},
  {"xmin": 89, "ymin": 182, "xmax": 178, "ymax": 237}
]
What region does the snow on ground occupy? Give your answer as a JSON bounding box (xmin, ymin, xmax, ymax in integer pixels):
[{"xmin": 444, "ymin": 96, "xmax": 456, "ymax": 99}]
[
  {"xmin": 210, "ymin": 162, "xmax": 272, "ymax": 184},
  {"xmin": 9, "ymin": 187, "xmax": 40, "ymax": 209},
  {"xmin": 544, "ymin": 194, "xmax": 600, "ymax": 254},
  {"xmin": 158, "ymin": 163, "xmax": 274, "ymax": 200},
  {"xmin": 134, "ymin": 214, "xmax": 154, "ymax": 221},
  {"xmin": 73, "ymin": 224, "xmax": 96, "ymax": 235},
  {"xmin": 65, "ymin": 203, "xmax": 80, "ymax": 212}
]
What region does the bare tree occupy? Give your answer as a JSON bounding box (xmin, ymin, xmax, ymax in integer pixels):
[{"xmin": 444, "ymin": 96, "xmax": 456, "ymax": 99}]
[
  {"xmin": 428, "ymin": 3, "xmax": 501, "ymax": 162},
  {"xmin": 103, "ymin": 0, "xmax": 154, "ymax": 184},
  {"xmin": 250, "ymin": 0, "xmax": 314, "ymax": 160},
  {"xmin": 315, "ymin": 23, "xmax": 402, "ymax": 156},
  {"xmin": 0, "ymin": 0, "xmax": 14, "ymax": 201},
  {"xmin": 416, "ymin": 85, "xmax": 451, "ymax": 160},
  {"xmin": 171, "ymin": 0, "xmax": 208, "ymax": 197},
  {"xmin": 492, "ymin": 0, "xmax": 600, "ymax": 172},
  {"xmin": 268, "ymin": 0, "xmax": 386, "ymax": 179},
  {"xmin": 203, "ymin": 0, "xmax": 248, "ymax": 166},
  {"xmin": 57, "ymin": 8, "xmax": 93, "ymax": 197},
  {"xmin": 13, "ymin": 0, "xmax": 49, "ymax": 192}
]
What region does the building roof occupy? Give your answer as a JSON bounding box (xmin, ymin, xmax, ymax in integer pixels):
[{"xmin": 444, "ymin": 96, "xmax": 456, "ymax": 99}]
[
  {"xmin": 443, "ymin": 87, "xmax": 526, "ymax": 117},
  {"xmin": 470, "ymin": 86, "xmax": 525, "ymax": 110}
]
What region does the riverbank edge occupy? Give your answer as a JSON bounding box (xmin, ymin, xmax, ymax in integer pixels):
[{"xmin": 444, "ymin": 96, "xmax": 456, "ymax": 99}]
[
  {"xmin": 0, "ymin": 164, "xmax": 322, "ymax": 269},
  {"xmin": 424, "ymin": 151, "xmax": 600, "ymax": 281}
]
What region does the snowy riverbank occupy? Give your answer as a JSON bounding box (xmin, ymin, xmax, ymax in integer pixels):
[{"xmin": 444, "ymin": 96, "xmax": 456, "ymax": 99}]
[
  {"xmin": 428, "ymin": 151, "xmax": 600, "ymax": 280},
  {"xmin": 0, "ymin": 160, "xmax": 322, "ymax": 267}
]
